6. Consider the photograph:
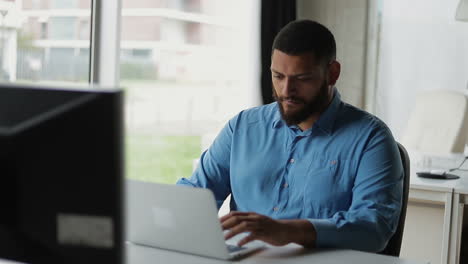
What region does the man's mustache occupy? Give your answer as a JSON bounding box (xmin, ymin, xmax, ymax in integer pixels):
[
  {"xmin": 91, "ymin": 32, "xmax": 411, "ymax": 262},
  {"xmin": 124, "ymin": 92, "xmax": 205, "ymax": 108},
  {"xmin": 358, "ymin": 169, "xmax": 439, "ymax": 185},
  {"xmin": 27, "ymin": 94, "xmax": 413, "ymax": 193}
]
[{"xmin": 278, "ymin": 96, "xmax": 306, "ymax": 104}]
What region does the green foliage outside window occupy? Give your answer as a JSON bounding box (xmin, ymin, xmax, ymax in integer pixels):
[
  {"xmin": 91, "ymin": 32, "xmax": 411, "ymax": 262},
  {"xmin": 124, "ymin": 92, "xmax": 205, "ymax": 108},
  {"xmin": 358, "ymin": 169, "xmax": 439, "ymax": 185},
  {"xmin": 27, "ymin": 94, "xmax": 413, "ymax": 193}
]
[{"xmin": 126, "ymin": 134, "xmax": 201, "ymax": 184}]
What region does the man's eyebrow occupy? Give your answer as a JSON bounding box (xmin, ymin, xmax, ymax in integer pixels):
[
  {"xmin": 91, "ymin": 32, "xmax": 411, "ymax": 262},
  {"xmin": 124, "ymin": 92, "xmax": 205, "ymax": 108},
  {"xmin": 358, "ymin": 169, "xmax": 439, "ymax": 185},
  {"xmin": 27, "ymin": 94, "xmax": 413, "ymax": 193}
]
[
  {"xmin": 270, "ymin": 69, "xmax": 317, "ymax": 77},
  {"xmin": 270, "ymin": 69, "xmax": 282, "ymax": 74},
  {"xmin": 293, "ymin": 72, "xmax": 317, "ymax": 77}
]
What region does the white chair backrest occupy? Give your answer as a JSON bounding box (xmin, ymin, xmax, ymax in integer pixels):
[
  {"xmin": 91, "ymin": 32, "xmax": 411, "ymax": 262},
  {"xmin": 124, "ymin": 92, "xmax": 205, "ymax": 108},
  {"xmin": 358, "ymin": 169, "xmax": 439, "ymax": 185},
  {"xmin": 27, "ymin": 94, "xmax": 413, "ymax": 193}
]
[{"xmin": 402, "ymin": 90, "xmax": 468, "ymax": 154}]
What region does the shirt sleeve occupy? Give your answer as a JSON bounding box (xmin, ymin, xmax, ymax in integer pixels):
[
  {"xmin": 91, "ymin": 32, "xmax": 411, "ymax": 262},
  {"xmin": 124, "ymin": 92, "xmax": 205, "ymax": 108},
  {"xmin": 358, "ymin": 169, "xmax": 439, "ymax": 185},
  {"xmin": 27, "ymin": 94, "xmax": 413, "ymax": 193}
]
[
  {"xmin": 308, "ymin": 127, "xmax": 404, "ymax": 252},
  {"xmin": 176, "ymin": 115, "xmax": 237, "ymax": 209}
]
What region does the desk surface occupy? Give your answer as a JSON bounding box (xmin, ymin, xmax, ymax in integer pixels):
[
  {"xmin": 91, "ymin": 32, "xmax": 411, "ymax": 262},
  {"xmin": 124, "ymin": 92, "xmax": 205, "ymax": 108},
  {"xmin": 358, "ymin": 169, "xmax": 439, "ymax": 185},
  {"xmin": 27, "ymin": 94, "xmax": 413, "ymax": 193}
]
[
  {"xmin": 127, "ymin": 243, "xmax": 428, "ymax": 264},
  {"xmin": 410, "ymin": 167, "xmax": 468, "ymax": 194},
  {"xmin": 450, "ymin": 170, "xmax": 468, "ymax": 194}
]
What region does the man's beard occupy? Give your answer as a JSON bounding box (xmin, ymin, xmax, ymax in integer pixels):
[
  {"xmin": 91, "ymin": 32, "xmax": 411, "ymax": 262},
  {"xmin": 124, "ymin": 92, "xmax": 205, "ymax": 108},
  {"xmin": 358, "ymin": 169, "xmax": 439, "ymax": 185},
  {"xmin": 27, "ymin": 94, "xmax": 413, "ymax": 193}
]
[{"xmin": 273, "ymin": 80, "xmax": 330, "ymax": 127}]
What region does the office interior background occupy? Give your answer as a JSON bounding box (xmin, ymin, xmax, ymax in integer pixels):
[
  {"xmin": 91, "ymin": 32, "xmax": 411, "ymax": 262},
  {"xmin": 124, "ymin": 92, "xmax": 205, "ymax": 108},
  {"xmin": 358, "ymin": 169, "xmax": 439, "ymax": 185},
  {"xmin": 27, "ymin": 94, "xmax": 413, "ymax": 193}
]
[{"xmin": 0, "ymin": 0, "xmax": 467, "ymax": 263}]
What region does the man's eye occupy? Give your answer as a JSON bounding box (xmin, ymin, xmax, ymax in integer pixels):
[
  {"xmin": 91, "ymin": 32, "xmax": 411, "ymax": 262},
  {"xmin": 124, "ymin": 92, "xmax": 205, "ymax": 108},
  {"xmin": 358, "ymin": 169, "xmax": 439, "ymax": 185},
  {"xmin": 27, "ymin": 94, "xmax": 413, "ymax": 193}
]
[
  {"xmin": 273, "ymin": 75, "xmax": 283, "ymax": 79},
  {"xmin": 296, "ymin": 76, "xmax": 314, "ymax": 81}
]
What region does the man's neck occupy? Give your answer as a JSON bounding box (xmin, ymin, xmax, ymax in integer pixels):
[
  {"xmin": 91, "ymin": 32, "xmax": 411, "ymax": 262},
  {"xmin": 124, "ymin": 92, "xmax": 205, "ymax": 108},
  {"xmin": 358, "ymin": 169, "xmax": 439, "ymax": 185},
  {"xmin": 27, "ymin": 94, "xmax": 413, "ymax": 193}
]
[
  {"xmin": 297, "ymin": 87, "xmax": 335, "ymax": 131},
  {"xmin": 297, "ymin": 114, "xmax": 320, "ymax": 131}
]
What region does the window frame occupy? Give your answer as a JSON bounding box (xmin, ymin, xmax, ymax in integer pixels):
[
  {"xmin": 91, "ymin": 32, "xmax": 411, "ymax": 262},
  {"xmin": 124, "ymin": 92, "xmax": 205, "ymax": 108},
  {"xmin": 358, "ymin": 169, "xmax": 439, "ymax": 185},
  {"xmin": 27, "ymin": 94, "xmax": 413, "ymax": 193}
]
[{"xmin": 89, "ymin": 0, "xmax": 122, "ymax": 87}]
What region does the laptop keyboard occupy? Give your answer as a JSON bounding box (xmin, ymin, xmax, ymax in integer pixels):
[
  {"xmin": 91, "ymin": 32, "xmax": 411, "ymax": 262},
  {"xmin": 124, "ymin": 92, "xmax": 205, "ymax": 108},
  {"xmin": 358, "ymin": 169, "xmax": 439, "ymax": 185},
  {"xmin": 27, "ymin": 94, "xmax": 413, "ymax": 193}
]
[{"xmin": 226, "ymin": 244, "xmax": 246, "ymax": 253}]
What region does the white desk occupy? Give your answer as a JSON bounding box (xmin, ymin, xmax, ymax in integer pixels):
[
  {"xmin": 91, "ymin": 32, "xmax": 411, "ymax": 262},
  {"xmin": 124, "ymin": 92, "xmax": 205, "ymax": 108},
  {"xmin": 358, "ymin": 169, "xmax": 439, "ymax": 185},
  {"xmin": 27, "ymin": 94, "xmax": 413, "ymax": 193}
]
[
  {"xmin": 126, "ymin": 243, "xmax": 428, "ymax": 264},
  {"xmin": 405, "ymin": 169, "xmax": 468, "ymax": 264},
  {"xmin": 408, "ymin": 169, "xmax": 456, "ymax": 264},
  {"xmin": 448, "ymin": 171, "xmax": 468, "ymax": 264}
]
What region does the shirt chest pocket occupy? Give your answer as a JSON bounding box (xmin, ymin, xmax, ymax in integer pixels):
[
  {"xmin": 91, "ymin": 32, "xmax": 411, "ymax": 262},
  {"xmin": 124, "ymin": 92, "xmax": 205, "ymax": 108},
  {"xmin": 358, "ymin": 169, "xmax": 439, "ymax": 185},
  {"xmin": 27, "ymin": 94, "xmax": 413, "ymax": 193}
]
[{"xmin": 301, "ymin": 158, "xmax": 353, "ymax": 218}]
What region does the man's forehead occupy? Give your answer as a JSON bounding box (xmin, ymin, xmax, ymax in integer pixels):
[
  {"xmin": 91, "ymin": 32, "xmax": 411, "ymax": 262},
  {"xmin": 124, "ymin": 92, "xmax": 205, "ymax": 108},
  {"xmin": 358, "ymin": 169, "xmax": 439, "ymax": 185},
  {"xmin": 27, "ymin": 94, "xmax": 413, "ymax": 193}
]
[{"xmin": 271, "ymin": 49, "xmax": 322, "ymax": 72}]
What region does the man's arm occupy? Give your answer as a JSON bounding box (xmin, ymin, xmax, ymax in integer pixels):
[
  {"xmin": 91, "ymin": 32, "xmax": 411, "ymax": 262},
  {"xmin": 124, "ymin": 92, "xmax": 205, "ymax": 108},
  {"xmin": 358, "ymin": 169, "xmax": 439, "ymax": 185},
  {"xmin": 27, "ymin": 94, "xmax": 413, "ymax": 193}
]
[
  {"xmin": 308, "ymin": 128, "xmax": 403, "ymax": 252},
  {"xmin": 177, "ymin": 115, "xmax": 238, "ymax": 208}
]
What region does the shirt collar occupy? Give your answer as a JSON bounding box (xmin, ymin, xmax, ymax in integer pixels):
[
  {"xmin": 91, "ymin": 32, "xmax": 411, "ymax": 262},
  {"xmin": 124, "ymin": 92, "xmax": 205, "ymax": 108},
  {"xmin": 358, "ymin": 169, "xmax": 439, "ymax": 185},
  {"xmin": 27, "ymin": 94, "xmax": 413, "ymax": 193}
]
[
  {"xmin": 314, "ymin": 87, "xmax": 341, "ymax": 135},
  {"xmin": 272, "ymin": 105, "xmax": 283, "ymax": 129},
  {"xmin": 271, "ymin": 87, "xmax": 342, "ymax": 135}
]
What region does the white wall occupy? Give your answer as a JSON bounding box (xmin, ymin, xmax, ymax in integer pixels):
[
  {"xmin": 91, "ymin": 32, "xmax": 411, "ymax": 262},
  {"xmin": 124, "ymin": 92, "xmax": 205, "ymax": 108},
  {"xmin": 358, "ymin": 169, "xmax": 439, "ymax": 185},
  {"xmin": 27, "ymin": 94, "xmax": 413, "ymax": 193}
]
[{"xmin": 297, "ymin": 0, "xmax": 368, "ymax": 108}]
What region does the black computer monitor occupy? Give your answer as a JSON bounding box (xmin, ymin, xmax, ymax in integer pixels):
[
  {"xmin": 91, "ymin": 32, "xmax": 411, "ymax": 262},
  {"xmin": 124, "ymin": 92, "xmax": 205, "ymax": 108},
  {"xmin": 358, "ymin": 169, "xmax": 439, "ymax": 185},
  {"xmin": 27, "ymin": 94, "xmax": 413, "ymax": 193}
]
[{"xmin": 0, "ymin": 84, "xmax": 124, "ymax": 264}]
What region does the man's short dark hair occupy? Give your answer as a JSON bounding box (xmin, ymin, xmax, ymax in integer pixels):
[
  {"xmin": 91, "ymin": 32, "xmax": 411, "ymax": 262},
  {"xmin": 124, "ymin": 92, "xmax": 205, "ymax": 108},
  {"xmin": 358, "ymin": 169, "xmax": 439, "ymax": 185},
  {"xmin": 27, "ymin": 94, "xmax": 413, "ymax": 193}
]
[{"xmin": 272, "ymin": 20, "xmax": 336, "ymax": 66}]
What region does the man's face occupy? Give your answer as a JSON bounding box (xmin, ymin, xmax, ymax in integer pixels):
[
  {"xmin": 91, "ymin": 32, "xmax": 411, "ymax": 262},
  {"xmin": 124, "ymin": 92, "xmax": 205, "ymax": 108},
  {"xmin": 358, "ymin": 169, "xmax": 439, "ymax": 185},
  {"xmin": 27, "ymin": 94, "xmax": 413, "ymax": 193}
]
[{"xmin": 271, "ymin": 50, "xmax": 332, "ymax": 126}]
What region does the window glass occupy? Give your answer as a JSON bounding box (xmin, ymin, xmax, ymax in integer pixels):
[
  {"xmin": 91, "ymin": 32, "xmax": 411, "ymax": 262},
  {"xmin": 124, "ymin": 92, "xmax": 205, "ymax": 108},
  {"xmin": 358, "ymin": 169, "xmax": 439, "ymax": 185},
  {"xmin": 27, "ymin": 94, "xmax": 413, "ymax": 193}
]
[
  {"xmin": 376, "ymin": 0, "xmax": 468, "ymax": 139},
  {"xmin": 51, "ymin": 0, "xmax": 77, "ymax": 9},
  {"xmin": 2, "ymin": 0, "xmax": 91, "ymax": 85},
  {"xmin": 49, "ymin": 17, "xmax": 76, "ymax": 40},
  {"xmin": 121, "ymin": 0, "xmax": 260, "ymax": 184}
]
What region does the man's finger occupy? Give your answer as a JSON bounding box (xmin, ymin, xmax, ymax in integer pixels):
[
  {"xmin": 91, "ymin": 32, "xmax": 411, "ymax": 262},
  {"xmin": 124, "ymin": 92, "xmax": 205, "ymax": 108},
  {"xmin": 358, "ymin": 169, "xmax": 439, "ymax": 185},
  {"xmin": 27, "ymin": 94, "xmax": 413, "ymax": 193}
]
[
  {"xmin": 219, "ymin": 211, "xmax": 250, "ymax": 222},
  {"xmin": 237, "ymin": 234, "xmax": 257, "ymax": 247},
  {"xmin": 221, "ymin": 215, "xmax": 258, "ymax": 230},
  {"xmin": 224, "ymin": 221, "xmax": 255, "ymax": 240},
  {"xmin": 221, "ymin": 216, "xmax": 247, "ymax": 230}
]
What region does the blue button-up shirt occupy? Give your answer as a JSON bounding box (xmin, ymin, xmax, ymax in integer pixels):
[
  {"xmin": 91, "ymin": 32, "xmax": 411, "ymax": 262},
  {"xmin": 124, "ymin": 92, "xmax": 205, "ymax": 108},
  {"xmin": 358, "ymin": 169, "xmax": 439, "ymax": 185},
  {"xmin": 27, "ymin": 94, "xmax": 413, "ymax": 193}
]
[{"xmin": 177, "ymin": 89, "xmax": 403, "ymax": 252}]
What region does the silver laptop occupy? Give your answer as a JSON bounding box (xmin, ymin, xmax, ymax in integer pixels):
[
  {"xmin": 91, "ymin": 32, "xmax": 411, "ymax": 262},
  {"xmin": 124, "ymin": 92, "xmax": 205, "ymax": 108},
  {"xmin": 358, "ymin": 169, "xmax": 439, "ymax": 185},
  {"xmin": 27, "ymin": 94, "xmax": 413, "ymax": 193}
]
[{"xmin": 126, "ymin": 180, "xmax": 265, "ymax": 260}]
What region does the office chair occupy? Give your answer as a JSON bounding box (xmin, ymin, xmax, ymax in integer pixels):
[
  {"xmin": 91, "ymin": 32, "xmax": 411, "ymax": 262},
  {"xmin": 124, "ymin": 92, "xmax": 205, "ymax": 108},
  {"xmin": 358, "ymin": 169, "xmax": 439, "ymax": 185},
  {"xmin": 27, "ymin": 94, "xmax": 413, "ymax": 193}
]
[{"xmin": 379, "ymin": 142, "xmax": 410, "ymax": 257}]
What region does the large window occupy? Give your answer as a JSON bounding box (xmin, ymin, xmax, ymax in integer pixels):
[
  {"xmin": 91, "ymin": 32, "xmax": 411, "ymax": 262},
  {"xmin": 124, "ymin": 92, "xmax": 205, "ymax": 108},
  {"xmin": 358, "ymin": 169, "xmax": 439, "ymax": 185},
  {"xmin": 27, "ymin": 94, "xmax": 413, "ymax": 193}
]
[
  {"xmin": 121, "ymin": 0, "xmax": 260, "ymax": 184},
  {"xmin": 0, "ymin": 0, "xmax": 260, "ymax": 185},
  {"xmin": 2, "ymin": 0, "xmax": 91, "ymax": 85},
  {"xmin": 376, "ymin": 0, "xmax": 468, "ymax": 141}
]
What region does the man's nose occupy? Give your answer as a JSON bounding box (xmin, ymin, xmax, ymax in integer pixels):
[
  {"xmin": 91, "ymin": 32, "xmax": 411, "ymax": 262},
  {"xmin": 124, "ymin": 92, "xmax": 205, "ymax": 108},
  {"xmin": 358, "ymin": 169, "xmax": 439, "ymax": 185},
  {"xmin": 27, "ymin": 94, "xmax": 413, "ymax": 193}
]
[{"xmin": 283, "ymin": 77, "xmax": 296, "ymax": 97}]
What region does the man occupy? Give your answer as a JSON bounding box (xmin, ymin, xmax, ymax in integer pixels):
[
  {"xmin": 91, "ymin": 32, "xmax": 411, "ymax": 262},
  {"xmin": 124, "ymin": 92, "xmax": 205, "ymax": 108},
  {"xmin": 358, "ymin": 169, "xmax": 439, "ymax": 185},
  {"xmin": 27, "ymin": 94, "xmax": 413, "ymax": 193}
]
[{"xmin": 177, "ymin": 20, "xmax": 403, "ymax": 252}]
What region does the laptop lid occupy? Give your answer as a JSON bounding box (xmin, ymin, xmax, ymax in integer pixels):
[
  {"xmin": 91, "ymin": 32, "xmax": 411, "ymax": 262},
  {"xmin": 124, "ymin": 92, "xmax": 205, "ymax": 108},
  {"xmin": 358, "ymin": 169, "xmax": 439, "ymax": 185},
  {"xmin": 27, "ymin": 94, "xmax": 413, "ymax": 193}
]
[{"xmin": 126, "ymin": 180, "xmax": 233, "ymax": 259}]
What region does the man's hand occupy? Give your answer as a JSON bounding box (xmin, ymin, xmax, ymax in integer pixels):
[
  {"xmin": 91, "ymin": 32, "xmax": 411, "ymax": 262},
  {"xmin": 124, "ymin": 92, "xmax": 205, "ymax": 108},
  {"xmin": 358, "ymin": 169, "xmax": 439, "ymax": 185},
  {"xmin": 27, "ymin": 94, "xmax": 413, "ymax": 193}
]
[{"xmin": 220, "ymin": 211, "xmax": 316, "ymax": 247}]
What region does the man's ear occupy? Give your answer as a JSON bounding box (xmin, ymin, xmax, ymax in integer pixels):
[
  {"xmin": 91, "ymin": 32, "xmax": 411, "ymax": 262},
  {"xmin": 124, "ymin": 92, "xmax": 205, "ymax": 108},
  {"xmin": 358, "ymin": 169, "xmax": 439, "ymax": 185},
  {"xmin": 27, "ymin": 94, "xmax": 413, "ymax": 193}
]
[{"xmin": 328, "ymin": 61, "xmax": 341, "ymax": 86}]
